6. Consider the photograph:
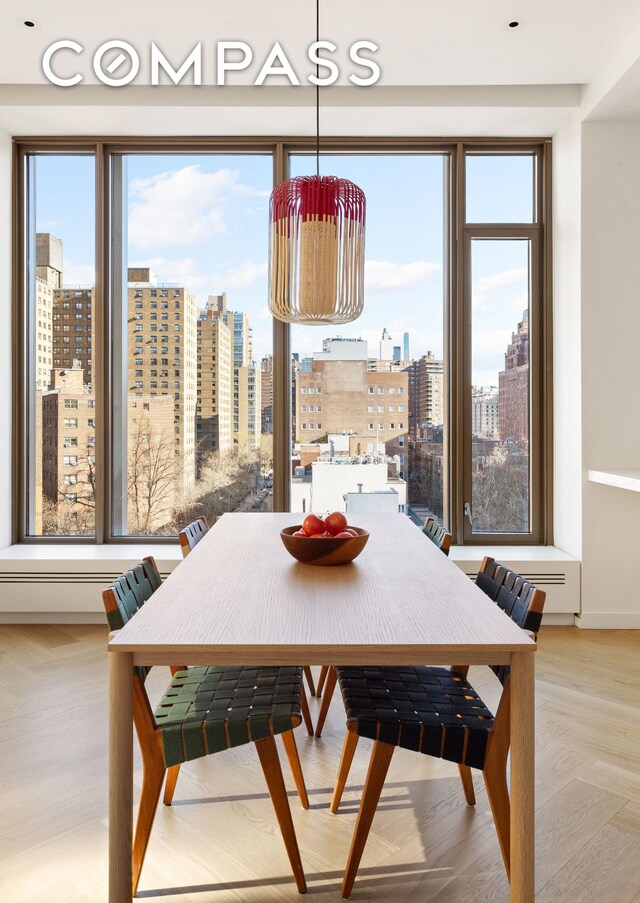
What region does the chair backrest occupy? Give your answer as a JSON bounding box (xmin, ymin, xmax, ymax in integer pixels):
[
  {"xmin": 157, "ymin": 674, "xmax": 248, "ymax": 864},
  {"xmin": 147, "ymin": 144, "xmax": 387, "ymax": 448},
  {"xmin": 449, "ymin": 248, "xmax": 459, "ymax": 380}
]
[
  {"xmin": 178, "ymin": 516, "xmax": 209, "ymax": 558},
  {"xmin": 422, "ymin": 516, "xmax": 453, "ymax": 556},
  {"xmin": 477, "ymin": 556, "xmax": 546, "ymax": 685},
  {"xmin": 102, "ymin": 557, "xmax": 161, "ymax": 683}
]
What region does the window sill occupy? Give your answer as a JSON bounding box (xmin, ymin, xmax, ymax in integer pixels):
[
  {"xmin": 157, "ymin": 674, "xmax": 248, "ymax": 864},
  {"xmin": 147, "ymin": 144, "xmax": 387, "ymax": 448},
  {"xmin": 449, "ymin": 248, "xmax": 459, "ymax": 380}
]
[
  {"xmin": 0, "ymin": 541, "xmax": 580, "ymax": 622},
  {"xmin": 449, "ymin": 545, "xmax": 579, "ymax": 564},
  {"xmin": 0, "ymin": 542, "xmax": 182, "ymax": 564}
]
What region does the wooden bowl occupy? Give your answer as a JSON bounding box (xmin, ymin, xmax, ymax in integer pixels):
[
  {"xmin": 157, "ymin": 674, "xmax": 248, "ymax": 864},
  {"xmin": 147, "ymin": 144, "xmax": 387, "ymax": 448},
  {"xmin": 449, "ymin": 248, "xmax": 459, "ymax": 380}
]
[{"xmin": 280, "ymin": 525, "xmax": 369, "ymax": 566}]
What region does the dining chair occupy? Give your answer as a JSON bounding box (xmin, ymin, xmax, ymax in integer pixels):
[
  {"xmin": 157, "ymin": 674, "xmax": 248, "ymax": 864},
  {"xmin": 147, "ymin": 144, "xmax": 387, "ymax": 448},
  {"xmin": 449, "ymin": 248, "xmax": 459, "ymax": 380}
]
[
  {"xmin": 422, "ymin": 515, "xmax": 453, "ymax": 555},
  {"xmin": 313, "ymin": 517, "xmax": 453, "ymax": 739},
  {"xmin": 103, "ymin": 556, "xmax": 309, "ymax": 895},
  {"xmin": 178, "ymin": 515, "xmax": 209, "ymax": 557},
  {"xmin": 330, "ymin": 556, "xmax": 546, "ymax": 899},
  {"xmin": 179, "ymin": 516, "xmax": 318, "ymax": 710}
]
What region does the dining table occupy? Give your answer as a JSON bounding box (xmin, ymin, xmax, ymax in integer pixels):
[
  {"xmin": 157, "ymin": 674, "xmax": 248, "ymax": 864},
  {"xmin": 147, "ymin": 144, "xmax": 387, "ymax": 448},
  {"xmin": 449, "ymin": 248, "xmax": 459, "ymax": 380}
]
[{"xmin": 108, "ymin": 511, "xmax": 536, "ymax": 902}]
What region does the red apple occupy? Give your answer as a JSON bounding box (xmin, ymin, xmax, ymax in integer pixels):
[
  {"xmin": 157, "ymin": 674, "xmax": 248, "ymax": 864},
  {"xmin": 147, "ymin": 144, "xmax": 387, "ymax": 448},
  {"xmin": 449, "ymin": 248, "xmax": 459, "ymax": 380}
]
[
  {"xmin": 334, "ymin": 531, "xmax": 354, "ymax": 538},
  {"xmin": 302, "ymin": 513, "xmax": 326, "ymax": 536},
  {"xmin": 325, "ymin": 511, "xmax": 348, "ymax": 536},
  {"xmin": 292, "ymin": 530, "xmax": 307, "ymax": 537}
]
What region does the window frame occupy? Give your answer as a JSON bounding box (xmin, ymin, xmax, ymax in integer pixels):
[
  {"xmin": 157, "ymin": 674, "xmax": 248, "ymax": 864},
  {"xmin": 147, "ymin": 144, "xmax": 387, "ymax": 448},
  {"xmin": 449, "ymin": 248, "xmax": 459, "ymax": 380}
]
[{"xmin": 13, "ymin": 136, "xmax": 552, "ymax": 545}]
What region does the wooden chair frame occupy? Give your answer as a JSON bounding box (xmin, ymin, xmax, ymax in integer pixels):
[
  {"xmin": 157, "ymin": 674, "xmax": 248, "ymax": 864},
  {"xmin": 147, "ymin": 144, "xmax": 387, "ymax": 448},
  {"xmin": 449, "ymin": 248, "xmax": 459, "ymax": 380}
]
[
  {"xmin": 331, "ymin": 556, "xmax": 545, "ymax": 899},
  {"xmin": 103, "ymin": 558, "xmax": 309, "ymax": 896}
]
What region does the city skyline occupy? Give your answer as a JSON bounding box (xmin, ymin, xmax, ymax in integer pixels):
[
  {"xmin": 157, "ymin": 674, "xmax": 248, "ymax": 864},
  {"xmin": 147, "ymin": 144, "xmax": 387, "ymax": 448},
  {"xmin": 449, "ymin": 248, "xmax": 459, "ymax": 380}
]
[{"xmin": 34, "ymin": 152, "xmax": 531, "ymax": 387}]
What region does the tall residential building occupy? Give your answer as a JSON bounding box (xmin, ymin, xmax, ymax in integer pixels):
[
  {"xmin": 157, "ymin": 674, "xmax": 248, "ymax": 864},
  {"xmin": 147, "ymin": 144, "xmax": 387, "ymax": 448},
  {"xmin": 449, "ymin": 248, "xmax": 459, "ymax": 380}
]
[
  {"xmin": 499, "ymin": 311, "xmax": 529, "ymax": 444},
  {"xmin": 36, "ymin": 233, "xmax": 63, "ymax": 289},
  {"xmin": 128, "ymin": 268, "xmax": 198, "ymax": 489},
  {"xmin": 407, "ymin": 352, "xmax": 445, "ymax": 438},
  {"xmin": 41, "ymin": 365, "xmax": 95, "ymax": 532},
  {"xmin": 52, "ymin": 287, "xmax": 94, "ymax": 387},
  {"xmin": 295, "ymin": 338, "xmax": 408, "ymax": 458},
  {"xmin": 35, "ymin": 233, "xmax": 63, "ymax": 390},
  {"xmin": 393, "ymin": 345, "xmax": 401, "ymax": 361},
  {"xmin": 260, "ymin": 354, "xmax": 273, "ymax": 435},
  {"xmin": 35, "ymin": 277, "xmax": 53, "ymax": 390},
  {"xmin": 197, "ymin": 301, "xmax": 233, "ymax": 459},
  {"xmin": 472, "ymin": 386, "xmax": 500, "ymax": 439},
  {"xmin": 213, "ymin": 297, "xmax": 260, "ymax": 449},
  {"xmin": 36, "ymin": 232, "xmax": 95, "ymax": 390},
  {"xmin": 403, "ymin": 332, "xmax": 410, "ymax": 361}
]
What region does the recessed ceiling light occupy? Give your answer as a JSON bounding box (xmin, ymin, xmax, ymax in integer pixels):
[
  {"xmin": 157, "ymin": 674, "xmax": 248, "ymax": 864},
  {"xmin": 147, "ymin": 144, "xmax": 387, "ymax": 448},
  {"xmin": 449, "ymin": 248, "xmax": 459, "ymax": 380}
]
[
  {"xmin": 24, "ymin": 20, "xmax": 36, "ymax": 27},
  {"xmin": 508, "ymin": 21, "xmax": 519, "ymax": 28}
]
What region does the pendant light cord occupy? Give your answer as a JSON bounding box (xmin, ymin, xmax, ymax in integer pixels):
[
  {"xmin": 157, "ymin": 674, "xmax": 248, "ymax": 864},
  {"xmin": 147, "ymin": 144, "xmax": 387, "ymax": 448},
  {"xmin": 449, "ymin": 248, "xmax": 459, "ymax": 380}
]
[{"xmin": 316, "ymin": 0, "xmax": 320, "ymax": 178}]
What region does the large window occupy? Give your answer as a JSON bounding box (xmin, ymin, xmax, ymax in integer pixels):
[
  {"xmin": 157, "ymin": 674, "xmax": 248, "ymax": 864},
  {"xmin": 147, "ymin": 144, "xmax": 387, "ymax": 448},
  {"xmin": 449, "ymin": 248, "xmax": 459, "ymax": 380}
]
[
  {"xmin": 22, "ymin": 154, "xmax": 96, "ymax": 537},
  {"xmin": 109, "ymin": 153, "xmax": 273, "ymax": 536},
  {"xmin": 15, "ymin": 140, "xmax": 550, "ymax": 544},
  {"xmin": 288, "ymin": 153, "xmax": 446, "ymax": 526}
]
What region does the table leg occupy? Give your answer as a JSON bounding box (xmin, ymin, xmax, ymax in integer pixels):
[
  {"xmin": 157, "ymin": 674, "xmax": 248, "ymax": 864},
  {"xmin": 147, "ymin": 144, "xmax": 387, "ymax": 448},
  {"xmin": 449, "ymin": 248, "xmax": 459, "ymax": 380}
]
[
  {"xmin": 509, "ymin": 650, "xmax": 535, "ymax": 903},
  {"xmin": 109, "ymin": 650, "xmax": 133, "ymax": 903}
]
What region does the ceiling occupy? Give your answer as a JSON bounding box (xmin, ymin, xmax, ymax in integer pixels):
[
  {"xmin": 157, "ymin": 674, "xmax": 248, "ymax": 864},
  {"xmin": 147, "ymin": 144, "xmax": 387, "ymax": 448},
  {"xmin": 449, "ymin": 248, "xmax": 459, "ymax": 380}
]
[{"xmin": 2, "ymin": 0, "xmax": 640, "ymax": 87}]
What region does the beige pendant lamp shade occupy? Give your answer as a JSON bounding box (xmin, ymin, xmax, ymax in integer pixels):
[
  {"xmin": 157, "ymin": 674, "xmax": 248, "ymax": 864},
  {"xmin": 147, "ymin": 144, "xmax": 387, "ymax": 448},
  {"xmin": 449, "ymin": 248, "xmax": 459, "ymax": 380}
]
[{"xmin": 269, "ymin": 174, "xmax": 366, "ymax": 325}]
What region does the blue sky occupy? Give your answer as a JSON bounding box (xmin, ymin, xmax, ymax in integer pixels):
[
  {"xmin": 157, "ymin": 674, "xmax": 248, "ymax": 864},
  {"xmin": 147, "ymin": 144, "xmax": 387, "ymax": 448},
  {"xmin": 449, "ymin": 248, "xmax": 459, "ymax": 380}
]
[{"xmin": 34, "ymin": 152, "xmax": 532, "ymax": 386}]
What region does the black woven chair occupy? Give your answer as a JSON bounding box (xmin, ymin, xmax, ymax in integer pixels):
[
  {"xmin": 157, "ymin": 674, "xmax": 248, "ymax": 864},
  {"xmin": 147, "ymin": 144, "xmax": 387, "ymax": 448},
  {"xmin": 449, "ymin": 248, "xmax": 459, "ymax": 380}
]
[
  {"xmin": 422, "ymin": 515, "xmax": 452, "ymax": 555},
  {"xmin": 103, "ymin": 557, "xmax": 308, "ymax": 896},
  {"xmin": 331, "ymin": 556, "xmax": 546, "ymax": 899},
  {"xmin": 313, "ymin": 517, "xmax": 453, "ymax": 740}
]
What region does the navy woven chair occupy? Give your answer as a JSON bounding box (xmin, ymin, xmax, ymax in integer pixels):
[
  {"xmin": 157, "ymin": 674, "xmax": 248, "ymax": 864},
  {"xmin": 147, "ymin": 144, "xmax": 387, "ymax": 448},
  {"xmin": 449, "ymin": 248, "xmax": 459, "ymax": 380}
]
[
  {"xmin": 103, "ymin": 556, "xmax": 308, "ymax": 896},
  {"xmin": 313, "ymin": 516, "xmax": 453, "ymax": 739},
  {"xmin": 331, "ymin": 556, "xmax": 546, "ymax": 899}
]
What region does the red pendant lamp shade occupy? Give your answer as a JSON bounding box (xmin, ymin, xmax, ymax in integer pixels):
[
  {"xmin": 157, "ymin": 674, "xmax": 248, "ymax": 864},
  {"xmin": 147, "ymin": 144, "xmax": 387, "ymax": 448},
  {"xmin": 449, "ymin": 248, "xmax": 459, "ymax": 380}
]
[{"xmin": 269, "ymin": 175, "xmax": 366, "ymax": 324}]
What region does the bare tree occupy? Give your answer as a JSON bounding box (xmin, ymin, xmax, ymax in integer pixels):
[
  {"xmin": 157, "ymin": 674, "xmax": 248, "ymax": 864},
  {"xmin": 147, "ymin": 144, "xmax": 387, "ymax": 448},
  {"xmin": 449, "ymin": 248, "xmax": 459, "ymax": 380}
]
[
  {"xmin": 471, "ymin": 441, "xmax": 529, "ymax": 533},
  {"xmin": 42, "ymin": 443, "xmax": 96, "ymax": 536},
  {"xmin": 127, "ymin": 419, "xmax": 182, "ymax": 534}
]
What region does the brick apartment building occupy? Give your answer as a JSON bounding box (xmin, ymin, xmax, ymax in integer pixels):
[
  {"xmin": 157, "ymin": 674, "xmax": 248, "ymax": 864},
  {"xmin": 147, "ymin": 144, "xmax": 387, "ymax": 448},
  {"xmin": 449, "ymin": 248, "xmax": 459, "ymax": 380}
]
[
  {"xmin": 499, "ymin": 311, "xmax": 529, "ymax": 444},
  {"xmin": 128, "ymin": 267, "xmax": 198, "ymax": 490},
  {"xmin": 295, "ymin": 337, "xmax": 409, "ymax": 459}
]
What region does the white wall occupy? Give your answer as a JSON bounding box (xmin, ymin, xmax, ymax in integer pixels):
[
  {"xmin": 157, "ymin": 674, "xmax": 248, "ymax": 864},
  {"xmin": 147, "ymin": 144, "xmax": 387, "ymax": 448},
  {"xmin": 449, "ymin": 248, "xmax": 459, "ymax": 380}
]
[
  {"xmin": 579, "ymin": 121, "xmax": 640, "ymax": 626},
  {"xmin": 0, "ymin": 130, "xmax": 12, "ymax": 550},
  {"xmin": 552, "ymin": 113, "xmax": 582, "ymax": 559}
]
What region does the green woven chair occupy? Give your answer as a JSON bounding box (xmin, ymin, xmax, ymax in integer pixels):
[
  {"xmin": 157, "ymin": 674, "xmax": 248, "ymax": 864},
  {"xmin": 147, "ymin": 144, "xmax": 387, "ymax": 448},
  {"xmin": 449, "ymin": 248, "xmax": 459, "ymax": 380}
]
[
  {"xmin": 178, "ymin": 518, "xmax": 316, "ymax": 732},
  {"xmin": 313, "ymin": 517, "xmax": 453, "ymax": 740},
  {"xmin": 103, "ymin": 556, "xmax": 308, "ymax": 896},
  {"xmin": 330, "ymin": 556, "xmax": 546, "ymax": 899},
  {"xmin": 422, "ymin": 515, "xmax": 452, "ymax": 555}
]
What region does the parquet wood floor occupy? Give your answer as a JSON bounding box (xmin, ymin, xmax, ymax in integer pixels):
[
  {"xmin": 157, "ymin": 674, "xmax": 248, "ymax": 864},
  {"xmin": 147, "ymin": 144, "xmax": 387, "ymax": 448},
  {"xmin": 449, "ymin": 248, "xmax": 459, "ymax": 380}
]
[{"xmin": 1, "ymin": 625, "xmax": 639, "ymax": 902}]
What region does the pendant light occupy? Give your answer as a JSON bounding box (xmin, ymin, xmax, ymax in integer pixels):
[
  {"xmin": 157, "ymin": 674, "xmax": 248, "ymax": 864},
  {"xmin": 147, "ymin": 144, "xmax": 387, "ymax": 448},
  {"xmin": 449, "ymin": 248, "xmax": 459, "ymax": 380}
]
[{"xmin": 268, "ymin": 0, "xmax": 366, "ymax": 325}]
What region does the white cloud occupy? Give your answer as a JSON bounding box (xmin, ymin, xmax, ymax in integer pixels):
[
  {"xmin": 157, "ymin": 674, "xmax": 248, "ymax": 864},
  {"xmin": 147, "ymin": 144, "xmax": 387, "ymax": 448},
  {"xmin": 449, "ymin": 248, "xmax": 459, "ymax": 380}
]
[
  {"xmin": 473, "ymin": 267, "xmax": 528, "ymax": 311},
  {"xmin": 226, "ymin": 260, "xmax": 267, "ymax": 288},
  {"xmin": 128, "ymin": 165, "xmax": 268, "ymax": 251},
  {"xmin": 62, "ymin": 261, "xmax": 95, "ymax": 286},
  {"xmin": 477, "ymin": 268, "xmax": 527, "ymax": 292},
  {"xmin": 129, "ymin": 255, "xmax": 267, "ymax": 300},
  {"xmin": 365, "ymin": 259, "xmax": 440, "ymax": 293}
]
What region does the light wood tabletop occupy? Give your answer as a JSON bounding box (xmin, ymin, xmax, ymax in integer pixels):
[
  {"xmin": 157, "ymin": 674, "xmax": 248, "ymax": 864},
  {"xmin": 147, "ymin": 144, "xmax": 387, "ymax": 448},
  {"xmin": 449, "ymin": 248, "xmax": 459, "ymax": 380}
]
[
  {"xmin": 110, "ymin": 512, "xmax": 534, "ymax": 665},
  {"xmin": 108, "ymin": 512, "xmax": 536, "ymax": 903}
]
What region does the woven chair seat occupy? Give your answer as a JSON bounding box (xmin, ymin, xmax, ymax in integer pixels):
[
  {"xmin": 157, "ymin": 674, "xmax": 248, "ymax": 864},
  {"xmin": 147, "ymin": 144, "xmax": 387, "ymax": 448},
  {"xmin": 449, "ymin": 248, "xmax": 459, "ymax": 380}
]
[
  {"xmin": 338, "ymin": 665, "xmax": 495, "ymax": 769},
  {"xmin": 155, "ymin": 665, "xmax": 304, "ymax": 767}
]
